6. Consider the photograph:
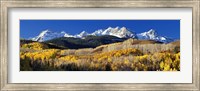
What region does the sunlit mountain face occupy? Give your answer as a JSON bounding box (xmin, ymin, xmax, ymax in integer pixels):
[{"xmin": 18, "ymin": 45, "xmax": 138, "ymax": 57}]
[{"xmin": 31, "ymin": 26, "xmax": 175, "ymax": 43}]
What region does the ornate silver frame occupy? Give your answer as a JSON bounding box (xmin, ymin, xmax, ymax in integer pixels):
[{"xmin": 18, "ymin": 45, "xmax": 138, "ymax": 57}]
[{"xmin": 0, "ymin": 0, "xmax": 199, "ymax": 90}]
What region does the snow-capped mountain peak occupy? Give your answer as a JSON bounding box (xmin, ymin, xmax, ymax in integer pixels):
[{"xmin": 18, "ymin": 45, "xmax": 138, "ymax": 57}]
[
  {"xmin": 136, "ymin": 29, "xmax": 173, "ymax": 43},
  {"xmin": 63, "ymin": 33, "xmax": 73, "ymax": 37},
  {"xmin": 31, "ymin": 27, "xmax": 174, "ymax": 43},
  {"xmin": 99, "ymin": 26, "xmax": 136, "ymax": 38},
  {"xmin": 91, "ymin": 29, "xmax": 103, "ymax": 36},
  {"xmin": 118, "ymin": 27, "xmax": 135, "ymax": 38},
  {"xmin": 61, "ymin": 31, "xmax": 66, "ymax": 34},
  {"xmin": 137, "ymin": 29, "xmax": 158, "ymax": 39},
  {"xmin": 32, "ymin": 29, "xmax": 71, "ymax": 42},
  {"xmin": 102, "ymin": 27, "xmax": 117, "ymax": 35},
  {"xmin": 38, "ymin": 30, "xmax": 51, "ymax": 37},
  {"xmin": 74, "ymin": 31, "xmax": 89, "ymax": 38},
  {"xmin": 32, "ymin": 29, "xmax": 52, "ymax": 42},
  {"xmin": 120, "ymin": 27, "xmax": 126, "ymax": 30},
  {"xmin": 80, "ymin": 31, "xmax": 88, "ymax": 35},
  {"xmin": 147, "ymin": 29, "xmax": 157, "ymax": 36}
]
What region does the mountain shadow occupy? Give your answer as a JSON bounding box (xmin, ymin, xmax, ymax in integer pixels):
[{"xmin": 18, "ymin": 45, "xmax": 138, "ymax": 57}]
[{"xmin": 44, "ymin": 35, "xmax": 128, "ymax": 49}]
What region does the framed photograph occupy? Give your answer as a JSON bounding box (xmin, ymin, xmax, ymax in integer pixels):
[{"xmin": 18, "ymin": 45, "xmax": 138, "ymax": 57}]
[{"xmin": 1, "ymin": 0, "xmax": 200, "ymax": 90}]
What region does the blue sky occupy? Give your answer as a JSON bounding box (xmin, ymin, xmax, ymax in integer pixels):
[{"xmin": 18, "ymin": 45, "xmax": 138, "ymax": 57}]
[{"xmin": 20, "ymin": 20, "xmax": 180, "ymax": 39}]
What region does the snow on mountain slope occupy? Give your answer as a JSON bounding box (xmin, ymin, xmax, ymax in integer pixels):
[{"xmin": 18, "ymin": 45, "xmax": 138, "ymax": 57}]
[
  {"xmin": 91, "ymin": 29, "xmax": 103, "ymax": 36},
  {"xmin": 74, "ymin": 31, "xmax": 89, "ymax": 38},
  {"xmin": 136, "ymin": 29, "xmax": 174, "ymax": 43},
  {"xmin": 100, "ymin": 27, "xmax": 136, "ymax": 38},
  {"xmin": 32, "ymin": 30, "xmax": 73, "ymax": 42},
  {"xmin": 31, "ymin": 27, "xmax": 175, "ymax": 43},
  {"xmin": 137, "ymin": 29, "xmax": 158, "ymax": 40}
]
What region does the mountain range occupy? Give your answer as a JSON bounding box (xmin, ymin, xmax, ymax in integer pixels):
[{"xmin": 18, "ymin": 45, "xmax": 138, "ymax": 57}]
[{"xmin": 31, "ymin": 26, "xmax": 175, "ymax": 43}]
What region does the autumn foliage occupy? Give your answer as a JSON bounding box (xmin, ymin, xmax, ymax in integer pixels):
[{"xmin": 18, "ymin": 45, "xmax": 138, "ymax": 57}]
[
  {"xmin": 20, "ymin": 40, "xmax": 180, "ymax": 71},
  {"xmin": 21, "ymin": 42, "xmax": 49, "ymax": 50}
]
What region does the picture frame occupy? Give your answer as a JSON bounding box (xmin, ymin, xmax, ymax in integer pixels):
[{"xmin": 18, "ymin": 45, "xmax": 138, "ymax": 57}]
[{"xmin": 0, "ymin": 0, "xmax": 199, "ymax": 90}]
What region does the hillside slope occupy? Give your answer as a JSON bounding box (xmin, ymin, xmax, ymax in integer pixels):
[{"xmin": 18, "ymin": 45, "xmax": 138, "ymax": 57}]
[{"xmin": 44, "ymin": 35, "xmax": 128, "ymax": 49}]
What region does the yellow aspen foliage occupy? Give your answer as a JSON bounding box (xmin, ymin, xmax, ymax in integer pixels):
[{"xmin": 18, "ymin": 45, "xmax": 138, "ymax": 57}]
[
  {"xmin": 124, "ymin": 59, "xmax": 129, "ymax": 65},
  {"xmin": 20, "ymin": 44, "xmax": 180, "ymax": 71},
  {"xmin": 21, "ymin": 42, "xmax": 48, "ymax": 50},
  {"xmin": 59, "ymin": 55, "xmax": 78, "ymax": 63},
  {"xmin": 20, "ymin": 49, "xmax": 59, "ymax": 62},
  {"xmin": 173, "ymin": 68, "xmax": 177, "ymax": 71},
  {"xmin": 164, "ymin": 57, "xmax": 173, "ymax": 64},
  {"xmin": 163, "ymin": 64, "xmax": 170, "ymax": 71},
  {"xmin": 160, "ymin": 61, "xmax": 164, "ymax": 69},
  {"xmin": 107, "ymin": 58, "xmax": 112, "ymax": 63},
  {"xmin": 93, "ymin": 48, "xmax": 142, "ymax": 61},
  {"xmin": 20, "ymin": 54, "xmax": 26, "ymax": 60}
]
